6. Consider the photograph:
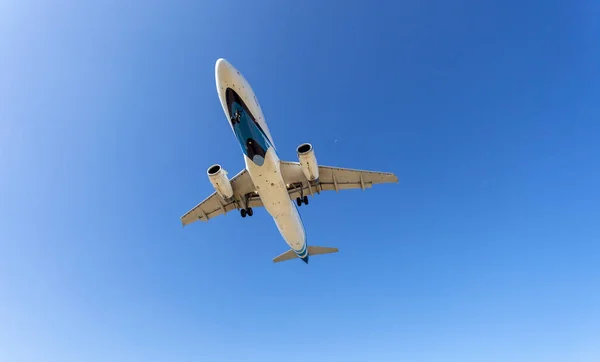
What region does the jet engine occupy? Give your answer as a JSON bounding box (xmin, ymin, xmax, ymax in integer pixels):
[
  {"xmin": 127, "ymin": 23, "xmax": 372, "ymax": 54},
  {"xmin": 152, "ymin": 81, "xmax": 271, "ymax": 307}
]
[
  {"xmin": 297, "ymin": 143, "xmax": 319, "ymax": 183},
  {"xmin": 207, "ymin": 164, "xmax": 234, "ymax": 200}
]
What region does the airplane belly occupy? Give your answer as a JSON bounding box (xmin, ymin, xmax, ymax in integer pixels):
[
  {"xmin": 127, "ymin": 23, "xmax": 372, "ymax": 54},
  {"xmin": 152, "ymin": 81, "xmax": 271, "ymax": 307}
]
[
  {"xmin": 247, "ymin": 148, "xmax": 306, "ymax": 251},
  {"xmin": 246, "ymin": 148, "xmax": 287, "ymax": 215},
  {"xmin": 273, "ymin": 210, "xmax": 305, "ymax": 252}
]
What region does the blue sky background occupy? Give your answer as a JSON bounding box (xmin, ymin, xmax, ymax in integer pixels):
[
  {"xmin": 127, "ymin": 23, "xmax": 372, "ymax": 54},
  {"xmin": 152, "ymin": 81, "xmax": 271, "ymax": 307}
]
[{"xmin": 1, "ymin": 1, "xmax": 599, "ymax": 361}]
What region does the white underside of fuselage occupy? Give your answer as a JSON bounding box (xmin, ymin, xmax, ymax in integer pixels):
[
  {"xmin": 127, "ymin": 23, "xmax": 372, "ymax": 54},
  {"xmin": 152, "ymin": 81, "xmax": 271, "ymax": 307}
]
[
  {"xmin": 214, "ymin": 58, "xmax": 307, "ymax": 258},
  {"xmin": 245, "ymin": 148, "xmax": 306, "ymax": 254}
]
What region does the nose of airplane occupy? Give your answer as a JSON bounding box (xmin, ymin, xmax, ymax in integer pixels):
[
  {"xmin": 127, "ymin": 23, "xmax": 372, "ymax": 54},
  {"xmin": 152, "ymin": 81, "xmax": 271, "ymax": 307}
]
[{"xmin": 215, "ymin": 58, "xmax": 232, "ymax": 84}]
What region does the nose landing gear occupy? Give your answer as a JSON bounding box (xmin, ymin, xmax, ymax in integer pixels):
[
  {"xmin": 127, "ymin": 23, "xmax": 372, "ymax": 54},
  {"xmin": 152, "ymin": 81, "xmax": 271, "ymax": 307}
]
[{"xmin": 231, "ymin": 109, "xmax": 242, "ymax": 125}]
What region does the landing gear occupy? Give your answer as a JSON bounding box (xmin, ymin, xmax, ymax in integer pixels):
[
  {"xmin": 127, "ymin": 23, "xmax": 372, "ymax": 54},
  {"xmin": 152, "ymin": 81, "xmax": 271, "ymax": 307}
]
[
  {"xmin": 240, "ymin": 193, "xmax": 253, "ymax": 218},
  {"xmin": 240, "ymin": 207, "xmax": 253, "ymax": 218},
  {"xmin": 231, "ymin": 109, "xmax": 242, "ymax": 125},
  {"xmin": 296, "ymin": 196, "xmax": 309, "ymax": 206}
]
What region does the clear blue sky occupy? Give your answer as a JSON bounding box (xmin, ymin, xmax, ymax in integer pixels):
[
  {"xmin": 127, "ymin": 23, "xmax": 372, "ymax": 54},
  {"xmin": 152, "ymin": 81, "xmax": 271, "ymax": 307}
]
[{"xmin": 1, "ymin": 1, "xmax": 599, "ymax": 361}]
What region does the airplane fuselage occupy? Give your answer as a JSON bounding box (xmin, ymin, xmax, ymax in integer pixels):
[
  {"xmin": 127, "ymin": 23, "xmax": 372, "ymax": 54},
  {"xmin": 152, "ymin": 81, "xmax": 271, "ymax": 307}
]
[{"xmin": 214, "ymin": 59, "xmax": 309, "ymax": 262}]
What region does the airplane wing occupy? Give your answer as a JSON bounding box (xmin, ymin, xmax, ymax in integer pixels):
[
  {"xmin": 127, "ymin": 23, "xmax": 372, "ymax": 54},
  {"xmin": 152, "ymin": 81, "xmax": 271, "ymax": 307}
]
[
  {"xmin": 280, "ymin": 161, "xmax": 398, "ymax": 199},
  {"xmin": 180, "ymin": 169, "xmax": 261, "ymax": 226}
]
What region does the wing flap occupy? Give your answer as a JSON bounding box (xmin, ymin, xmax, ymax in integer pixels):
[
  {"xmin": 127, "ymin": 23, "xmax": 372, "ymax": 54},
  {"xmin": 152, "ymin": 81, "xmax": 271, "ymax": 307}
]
[
  {"xmin": 180, "ymin": 194, "xmax": 239, "ymax": 225},
  {"xmin": 180, "ymin": 168, "xmax": 261, "ymax": 226},
  {"xmin": 318, "ymin": 165, "xmax": 398, "ymax": 186},
  {"xmin": 280, "ymin": 161, "xmax": 398, "ymax": 199}
]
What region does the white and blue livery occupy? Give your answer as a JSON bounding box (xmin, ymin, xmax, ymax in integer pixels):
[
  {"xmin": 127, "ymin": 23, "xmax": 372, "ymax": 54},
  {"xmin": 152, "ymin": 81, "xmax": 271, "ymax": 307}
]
[{"xmin": 181, "ymin": 58, "xmax": 398, "ymax": 264}]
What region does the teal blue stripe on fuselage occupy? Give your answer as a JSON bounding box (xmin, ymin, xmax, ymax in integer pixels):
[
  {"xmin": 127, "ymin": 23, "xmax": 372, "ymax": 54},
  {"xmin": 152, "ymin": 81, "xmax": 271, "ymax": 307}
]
[
  {"xmin": 293, "ymin": 202, "xmax": 308, "ymax": 259},
  {"xmin": 231, "ymin": 101, "xmax": 273, "ymax": 166},
  {"xmin": 294, "ymin": 241, "xmax": 307, "ymax": 258},
  {"xmin": 225, "ymin": 87, "xmax": 274, "ymax": 166}
]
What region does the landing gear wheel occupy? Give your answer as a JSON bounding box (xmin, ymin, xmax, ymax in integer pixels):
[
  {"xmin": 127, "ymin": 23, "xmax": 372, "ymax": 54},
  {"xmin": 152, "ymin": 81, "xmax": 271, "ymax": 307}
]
[
  {"xmin": 246, "ymin": 207, "xmax": 253, "ymax": 216},
  {"xmin": 231, "ymin": 110, "xmax": 242, "ymax": 125},
  {"xmin": 296, "ymin": 197, "xmax": 302, "ymax": 206},
  {"xmin": 303, "ymin": 196, "xmax": 309, "ymax": 205},
  {"xmin": 240, "ymin": 209, "xmax": 247, "ymax": 218}
]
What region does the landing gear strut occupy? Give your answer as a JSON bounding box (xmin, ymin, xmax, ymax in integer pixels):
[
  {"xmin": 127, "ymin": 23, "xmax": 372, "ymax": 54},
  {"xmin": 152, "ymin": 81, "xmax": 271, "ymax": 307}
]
[{"xmin": 240, "ymin": 193, "xmax": 253, "ymax": 218}]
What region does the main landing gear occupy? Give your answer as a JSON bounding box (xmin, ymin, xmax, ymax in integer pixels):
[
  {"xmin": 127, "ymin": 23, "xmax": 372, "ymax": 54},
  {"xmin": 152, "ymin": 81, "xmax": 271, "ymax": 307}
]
[
  {"xmin": 240, "ymin": 207, "xmax": 253, "ymax": 218},
  {"xmin": 240, "ymin": 193, "xmax": 253, "ymax": 218},
  {"xmin": 296, "ymin": 196, "xmax": 309, "ymax": 206}
]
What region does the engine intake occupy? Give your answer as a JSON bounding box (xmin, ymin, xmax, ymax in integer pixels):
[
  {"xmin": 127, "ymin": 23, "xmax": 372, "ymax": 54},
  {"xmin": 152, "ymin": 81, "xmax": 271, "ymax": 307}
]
[
  {"xmin": 297, "ymin": 143, "xmax": 319, "ymax": 183},
  {"xmin": 207, "ymin": 164, "xmax": 234, "ymax": 200}
]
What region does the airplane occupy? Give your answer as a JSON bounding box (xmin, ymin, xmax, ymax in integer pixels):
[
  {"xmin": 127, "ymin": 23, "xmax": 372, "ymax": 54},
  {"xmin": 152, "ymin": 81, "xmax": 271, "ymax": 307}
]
[{"xmin": 181, "ymin": 58, "xmax": 398, "ymax": 264}]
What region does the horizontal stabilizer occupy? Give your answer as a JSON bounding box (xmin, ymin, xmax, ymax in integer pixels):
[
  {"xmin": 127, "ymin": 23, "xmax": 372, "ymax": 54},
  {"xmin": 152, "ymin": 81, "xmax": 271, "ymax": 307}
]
[
  {"xmin": 272, "ymin": 246, "xmax": 339, "ymax": 263},
  {"xmin": 307, "ymin": 246, "xmax": 338, "ymax": 256},
  {"xmin": 273, "ymin": 249, "xmax": 298, "ymax": 263}
]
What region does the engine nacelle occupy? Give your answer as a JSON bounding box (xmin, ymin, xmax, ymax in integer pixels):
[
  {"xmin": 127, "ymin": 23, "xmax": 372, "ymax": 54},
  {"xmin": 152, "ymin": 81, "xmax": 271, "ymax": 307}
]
[
  {"xmin": 297, "ymin": 143, "xmax": 319, "ymax": 183},
  {"xmin": 207, "ymin": 164, "xmax": 234, "ymax": 200}
]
